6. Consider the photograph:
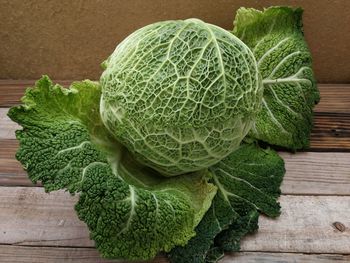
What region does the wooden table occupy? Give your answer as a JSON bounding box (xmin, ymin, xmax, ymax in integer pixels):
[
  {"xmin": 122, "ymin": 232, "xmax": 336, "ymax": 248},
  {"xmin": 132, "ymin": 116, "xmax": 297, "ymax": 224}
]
[{"xmin": 0, "ymin": 81, "xmax": 349, "ymax": 262}]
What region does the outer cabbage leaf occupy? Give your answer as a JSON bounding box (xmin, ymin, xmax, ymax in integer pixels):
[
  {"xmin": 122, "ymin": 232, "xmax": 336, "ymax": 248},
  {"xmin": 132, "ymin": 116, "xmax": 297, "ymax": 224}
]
[
  {"xmin": 233, "ymin": 6, "xmax": 320, "ymax": 150},
  {"xmin": 8, "ymin": 76, "xmax": 217, "ymax": 260},
  {"xmin": 168, "ymin": 144, "xmax": 285, "ymax": 263}
]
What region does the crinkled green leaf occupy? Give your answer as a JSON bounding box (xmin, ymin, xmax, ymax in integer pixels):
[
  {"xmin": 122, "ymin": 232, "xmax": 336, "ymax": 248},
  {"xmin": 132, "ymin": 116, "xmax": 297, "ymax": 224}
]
[
  {"xmin": 233, "ymin": 6, "xmax": 320, "ymax": 150},
  {"xmin": 8, "ymin": 76, "xmax": 217, "ymax": 260},
  {"xmin": 205, "ymin": 247, "xmax": 225, "ymax": 263},
  {"xmin": 168, "ymin": 192, "xmax": 236, "ymax": 263},
  {"xmin": 168, "ymin": 143, "xmax": 285, "ymax": 263}
]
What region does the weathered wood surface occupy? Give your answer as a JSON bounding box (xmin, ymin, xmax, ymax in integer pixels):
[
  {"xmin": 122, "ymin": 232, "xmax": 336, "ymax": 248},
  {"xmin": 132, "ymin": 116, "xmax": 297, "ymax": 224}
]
[
  {"xmin": 0, "ymin": 187, "xmax": 349, "ymax": 254},
  {"xmin": 311, "ymin": 112, "xmax": 350, "ymax": 150},
  {"xmin": 280, "ymin": 152, "xmax": 350, "ymax": 195},
  {"xmin": 314, "ymin": 85, "xmax": 350, "ymax": 113},
  {"xmin": 0, "ymin": 245, "xmax": 163, "ymax": 263},
  {"xmin": 0, "ymin": 247, "xmax": 349, "ymax": 263},
  {"xmin": 0, "ymin": 108, "xmax": 19, "ymax": 139},
  {"xmin": 222, "ymin": 252, "xmax": 350, "ymax": 263}
]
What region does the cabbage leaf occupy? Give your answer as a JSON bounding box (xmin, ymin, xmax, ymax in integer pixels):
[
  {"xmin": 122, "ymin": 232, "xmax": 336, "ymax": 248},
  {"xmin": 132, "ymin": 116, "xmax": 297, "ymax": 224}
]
[
  {"xmin": 233, "ymin": 7, "xmax": 320, "ymax": 150},
  {"xmin": 7, "ymin": 76, "xmax": 217, "ymax": 260},
  {"xmin": 169, "ymin": 143, "xmax": 284, "ymax": 263}
]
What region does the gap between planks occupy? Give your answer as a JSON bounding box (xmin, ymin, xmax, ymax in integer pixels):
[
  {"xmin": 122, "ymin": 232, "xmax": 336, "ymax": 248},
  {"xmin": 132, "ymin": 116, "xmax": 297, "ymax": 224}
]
[
  {"xmin": 0, "ymin": 187, "xmax": 349, "ymax": 255},
  {"xmin": 0, "ymin": 246, "xmax": 349, "ymax": 263}
]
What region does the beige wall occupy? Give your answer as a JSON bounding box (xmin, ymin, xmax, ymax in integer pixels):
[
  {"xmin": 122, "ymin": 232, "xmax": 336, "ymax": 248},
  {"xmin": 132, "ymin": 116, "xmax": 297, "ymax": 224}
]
[{"xmin": 1, "ymin": 0, "xmax": 349, "ymax": 83}]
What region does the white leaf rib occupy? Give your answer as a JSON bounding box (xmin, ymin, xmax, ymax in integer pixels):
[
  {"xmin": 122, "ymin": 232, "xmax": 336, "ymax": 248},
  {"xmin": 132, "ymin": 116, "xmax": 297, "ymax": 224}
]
[
  {"xmin": 56, "ymin": 141, "xmax": 91, "ymax": 156},
  {"xmin": 216, "ymin": 37, "xmax": 254, "ymax": 91},
  {"xmin": 268, "ymin": 17, "xmax": 277, "ymax": 34},
  {"xmin": 205, "ymin": 24, "xmax": 227, "ymax": 92},
  {"xmin": 226, "ymin": 192, "xmax": 260, "ymax": 211},
  {"xmin": 164, "ymin": 199, "xmax": 176, "ymax": 222},
  {"xmin": 176, "ymin": 39, "xmax": 212, "ymax": 116},
  {"xmin": 57, "ymin": 160, "xmax": 72, "ymax": 174},
  {"xmin": 266, "ymin": 85, "xmax": 303, "ymax": 118},
  {"xmin": 262, "ymin": 98, "xmax": 290, "ymax": 135},
  {"xmin": 239, "ymin": 28, "xmax": 246, "ymax": 40},
  {"xmin": 257, "ymin": 37, "xmax": 290, "ymax": 66},
  {"xmin": 213, "ymin": 168, "xmax": 261, "ymax": 211},
  {"xmin": 263, "ymin": 78, "xmax": 312, "ymax": 85},
  {"xmin": 117, "ymin": 185, "xmax": 137, "ymax": 236},
  {"xmin": 267, "ymin": 51, "xmax": 307, "ymax": 78},
  {"xmin": 252, "ymin": 38, "xmax": 266, "ymax": 53},
  {"xmin": 212, "ymin": 172, "xmax": 230, "ymax": 203},
  {"xmin": 263, "ymin": 66, "xmax": 313, "ymax": 85},
  {"xmin": 212, "ymin": 204, "xmax": 222, "ymax": 231},
  {"xmin": 217, "ymin": 168, "xmax": 267, "ymax": 197},
  {"xmin": 152, "ymin": 193, "xmax": 159, "ymax": 237},
  {"xmin": 79, "ymin": 162, "xmax": 108, "ymax": 184},
  {"xmin": 166, "ymin": 23, "xmax": 191, "ymax": 60}
]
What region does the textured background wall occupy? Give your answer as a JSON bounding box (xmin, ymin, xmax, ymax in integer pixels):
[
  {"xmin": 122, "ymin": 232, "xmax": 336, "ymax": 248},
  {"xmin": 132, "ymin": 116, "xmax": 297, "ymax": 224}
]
[{"xmin": 1, "ymin": 0, "xmax": 349, "ymax": 83}]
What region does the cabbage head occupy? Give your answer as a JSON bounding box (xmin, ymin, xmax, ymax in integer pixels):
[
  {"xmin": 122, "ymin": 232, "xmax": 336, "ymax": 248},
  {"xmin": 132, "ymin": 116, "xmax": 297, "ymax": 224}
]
[{"xmin": 100, "ymin": 19, "xmax": 263, "ymax": 176}]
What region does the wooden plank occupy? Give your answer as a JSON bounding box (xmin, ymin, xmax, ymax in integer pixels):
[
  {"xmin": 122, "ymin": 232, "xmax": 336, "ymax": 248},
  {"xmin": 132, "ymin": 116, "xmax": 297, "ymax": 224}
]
[
  {"xmin": 315, "ymin": 85, "xmax": 350, "ymax": 113},
  {"xmin": 279, "ymin": 152, "xmax": 350, "ymax": 195},
  {"xmin": 0, "ymin": 82, "xmax": 349, "ymax": 112},
  {"xmin": 0, "ymin": 247, "xmax": 349, "ymax": 263},
  {"xmin": 240, "ymin": 195, "xmax": 350, "ymax": 254},
  {"xmin": 0, "ymin": 139, "xmax": 32, "ymax": 186},
  {"xmin": 0, "ymin": 187, "xmax": 89, "ymax": 247},
  {"xmin": 1, "ymin": 139, "xmax": 350, "ymax": 195},
  {"xmin": 0, "ymin": 108, "xmax": 20, "ymax": 139},
  {"xmin": 0, "ymin": 187, "xmax": 349, "ymax": 254},
  {"xmin": 222, "ymin": 252, "xmax": 350, "ymax": 263},
  {"xmin": 0, "ymin": 245, "xmax": 166, "ymax": 263},
  {"xmin": 0, "ymin": 139, "xmax": 34, "ymax": 187},
  {"xmin": 311, "ymin": 112, "xmax": 350, "ymax": 150}
]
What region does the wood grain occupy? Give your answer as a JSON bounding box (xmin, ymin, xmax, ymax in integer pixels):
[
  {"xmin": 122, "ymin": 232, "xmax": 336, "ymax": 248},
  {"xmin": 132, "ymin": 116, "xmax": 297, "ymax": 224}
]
[
  {"xmin": 311, "ymin": 112, "xmax": 350, "ymax": 150},
  {"xmin": 0, "ymin": 187, "xmax": 349, "ymax": 254},
  {"xmin": 240, "ymin": 195, "xmax": 350, "ymax": 254},
  {"xmin": 0, "ymin": 108, "xmax": 19, "ymax": 139},
  {"xmin": 0, "ymin": 139, "xmax": 31, "ymax": 186},
  {"xmin": 314, "ymin": 85, "xmax": 350, "ymax": 113},
  {"xmin": 0, "ymin": 245, "xmax": 165, "ymax": 263},
  {"xmin": 279, "ymin": 152, "xmax": 350, "ymax": 195},
  {"xmin": 0, "ymin": 247, "xmax": 349, "ymax": 263},
  {"xmin": 222, "ymin": 252, "xmax": 350, "ymax": 263}
]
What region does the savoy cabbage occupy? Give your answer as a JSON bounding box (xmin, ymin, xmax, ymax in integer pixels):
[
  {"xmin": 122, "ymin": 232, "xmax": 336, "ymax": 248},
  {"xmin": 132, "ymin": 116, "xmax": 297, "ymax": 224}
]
[
  {"xmin": 100, "ymin": 18, "xmax": 262, "ymax": 176},
  {"xmin": 8, "ymin": 6, "xmax": 319, "ymax": 263}
]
